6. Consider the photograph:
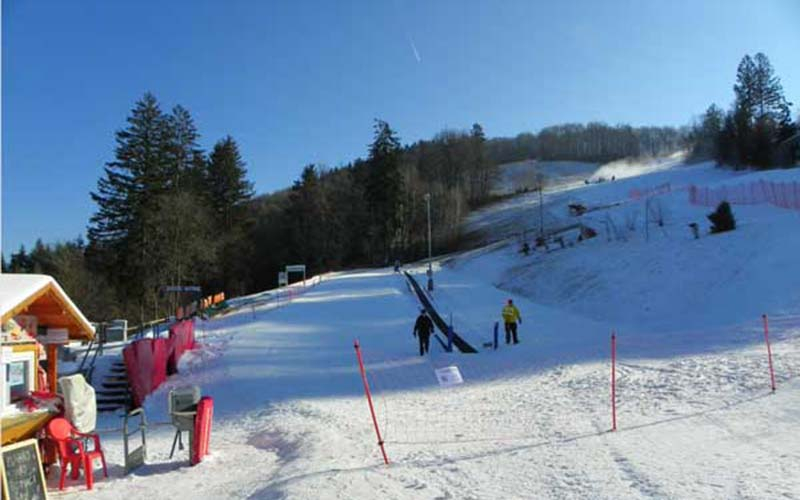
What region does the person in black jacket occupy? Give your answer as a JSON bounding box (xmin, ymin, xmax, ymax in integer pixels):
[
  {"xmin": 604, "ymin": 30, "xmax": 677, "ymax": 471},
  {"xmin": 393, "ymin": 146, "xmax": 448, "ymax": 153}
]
[{"xmin": 413, "ymin": 309, "xmax": 434, "ymax": 356}]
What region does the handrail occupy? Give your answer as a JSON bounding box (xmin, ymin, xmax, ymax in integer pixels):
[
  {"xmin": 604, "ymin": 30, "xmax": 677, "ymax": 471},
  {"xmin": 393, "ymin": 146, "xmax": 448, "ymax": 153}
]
[{"xmin": 403, "ymin": 271, "xmax": 477, "ymax": 353}]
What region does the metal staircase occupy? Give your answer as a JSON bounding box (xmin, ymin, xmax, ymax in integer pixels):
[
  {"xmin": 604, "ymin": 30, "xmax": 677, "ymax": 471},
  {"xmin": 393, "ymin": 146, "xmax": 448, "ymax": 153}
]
[{"xmin": 96, "ymin": 358, "xmax": 131, "ymax": 413}]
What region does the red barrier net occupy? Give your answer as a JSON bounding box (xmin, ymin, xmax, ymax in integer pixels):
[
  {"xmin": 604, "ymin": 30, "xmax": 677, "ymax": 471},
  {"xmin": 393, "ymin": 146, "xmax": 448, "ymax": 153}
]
[
  {"xmin": 123, "ymin": 345, "xmax": 145, "ymax": 407},
  {"xmin": 630, "ymin": 182, "xmax": 672, "ymax": 200},
  {"xmin": 689, "ymin": 180, "xmax": 800, "ymax": 210},
  {"xmin": 123, "ymin": 339, "xmax": 155, "ymax": 407},
  {"xmin": 169, "ymin": 319, "xmax": 196, "ymax": 373},
  {"xmin": 124, "ymin": 320, "xmax": 198, "ymax": 407},
  {"xmin": 152, "ymin": 338, "xmax": 168, "ymax": 391}
]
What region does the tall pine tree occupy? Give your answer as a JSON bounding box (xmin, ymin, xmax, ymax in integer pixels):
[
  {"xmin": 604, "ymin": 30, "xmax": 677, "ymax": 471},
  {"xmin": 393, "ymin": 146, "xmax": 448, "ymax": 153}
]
[
  {"xmin": 206, "ymin": 136, "xmax": 254, "ymax": 229},
  {"xmin": 729, "ymin": 53, "xmax": 793, "ymax": 168},
  {"xmin": 285, "ymin": 165, "xmax": 326, "ymax": 271},
  {"xmin": 365, "ymin": 120, "xmax": 403, "ymax": 263},
  {"xmin": 205, "ymin": 136, "xmax": 255, "ymax": 295},
  {"xmin": 88, "ymin": 92, "xmax": 175, "ymax": 315}
]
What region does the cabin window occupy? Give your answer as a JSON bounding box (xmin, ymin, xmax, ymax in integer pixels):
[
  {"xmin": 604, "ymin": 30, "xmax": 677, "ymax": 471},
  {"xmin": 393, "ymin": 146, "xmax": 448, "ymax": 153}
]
[{"xmin": 3, "ymin": 351, "xmax": 36, "ymax": 408}]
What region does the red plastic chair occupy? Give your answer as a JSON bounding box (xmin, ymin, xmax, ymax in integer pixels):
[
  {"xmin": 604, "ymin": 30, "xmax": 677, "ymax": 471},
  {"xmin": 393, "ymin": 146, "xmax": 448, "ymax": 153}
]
[{"xmin": 46, "ymin": 417, "xmax": 108, "ymax": 490}]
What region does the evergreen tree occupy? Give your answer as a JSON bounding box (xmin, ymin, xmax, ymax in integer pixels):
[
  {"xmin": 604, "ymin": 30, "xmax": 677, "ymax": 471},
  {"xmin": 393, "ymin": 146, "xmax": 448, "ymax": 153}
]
[
  {"xmin": 691, "ymin": 104, "xmax": 724, "ymax": 161},
  {"xmin": 729, "ymin": 53, "xmax": 793, "ymax": 168},
  {"xmin": 285, "ymin": 165, "xmax": 326, "ymax": 271},
  {"xmin": 205, "ymin": 136, "xmax": 255, "ymax": 295},
  {"xmin": 87, "ymin": 93, "xmax": 220, "ymax": 319},
  {"xmin": 717, "ymin": 112, "xmax": 738, "ymax": 166},
  {"xmin": 733, "ymin": 55, "xmax": 757, "ymax": 117},
  {"xmin": 8, "ymin": 245, "xmax": 32, "ymax": 273},
  {"xmin": 365, "ymin": 119, "xmax": 403, "ymax": 262},
  {"xmin": 206, "ymin": 136, "xmax": 254, "ymax": 229},
  {"xmin": 319, "ymin": 167, "xmax": 368, "ymax": 267},
  {"xmin": 469, "ymin": 123, "xmax": 496, "ymax": 203},
  {"xmin": 167, "ymin": 105, "xmax": 205, "ymax": 193},
  {"xmin": 750, "ymin": 53, "xmax": 792, "ymax": 124},
  {"xmin": 88, "ymin": 92, "xmax": 174, "ymax": 309}
]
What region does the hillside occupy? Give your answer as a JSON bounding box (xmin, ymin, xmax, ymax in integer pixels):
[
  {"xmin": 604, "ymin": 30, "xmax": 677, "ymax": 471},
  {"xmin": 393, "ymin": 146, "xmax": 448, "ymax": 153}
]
[{"xmin": 63, "ymin": 157, "xmax": 800, "ymax": 499}]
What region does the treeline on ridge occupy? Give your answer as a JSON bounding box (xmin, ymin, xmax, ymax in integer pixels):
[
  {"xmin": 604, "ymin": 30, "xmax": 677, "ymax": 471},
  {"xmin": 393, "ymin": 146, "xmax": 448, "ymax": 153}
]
[{"xmin": 486, "ymin": 124, "xmax": 686, "ymax": 165}]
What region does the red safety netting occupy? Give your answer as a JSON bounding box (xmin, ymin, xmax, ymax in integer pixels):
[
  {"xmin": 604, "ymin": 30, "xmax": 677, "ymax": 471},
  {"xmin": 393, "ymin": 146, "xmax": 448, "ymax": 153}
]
[
  {"xmin": 135, "ymin": 339, "xmax": 154, "ymax": 400},
  {"xmin": 168, "ymin": 319, "xmax": 196, "ymax": 373},
  {"xmin": 152, "ymin": 338, "xmax": 168, "ymax": 391},
  {"xmin": 689, "ymin": 180, "xmax": 800, "ymax": 210},
  {"xmin": 123, "ymin": 339, "xmax": 154, "ymax": 408},
  {"xmin": 124, "ymin": 320, "xmax": 197, "ymax": 407},
  {"xmin": 630, "ymin": 182, "xmax": 672, "ymax": 200}
]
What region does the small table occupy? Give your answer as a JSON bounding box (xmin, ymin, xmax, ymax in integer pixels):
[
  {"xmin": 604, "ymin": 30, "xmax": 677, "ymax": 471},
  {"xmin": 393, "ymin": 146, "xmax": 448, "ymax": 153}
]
[{"xmin": 1, "ymin": 411, "xmax": 56, "ymax": 446}]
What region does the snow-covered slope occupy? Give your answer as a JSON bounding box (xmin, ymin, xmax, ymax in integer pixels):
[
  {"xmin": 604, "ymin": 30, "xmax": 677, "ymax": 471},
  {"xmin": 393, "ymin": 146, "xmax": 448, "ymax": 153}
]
[
  {"xmin": 459, "ymin": 161, "xmax": 800, "ymax": 333},
  {"xmin": 492, "ymin": 159, "xmax": 600, "ymax": 195},
  {"xmin": 61, "ymin": 159, "xmax": 800, "ymax": 499}
]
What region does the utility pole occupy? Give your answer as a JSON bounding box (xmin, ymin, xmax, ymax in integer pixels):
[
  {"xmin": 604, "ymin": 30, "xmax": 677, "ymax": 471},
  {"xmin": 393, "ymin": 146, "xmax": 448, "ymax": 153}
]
[
  {"xmin": 538, "ymin": 182, "xmax": 544, "ymax": 239},
  {"xmin": 425, "ymin": 193, "xmax": 433, "ymax": 291}
]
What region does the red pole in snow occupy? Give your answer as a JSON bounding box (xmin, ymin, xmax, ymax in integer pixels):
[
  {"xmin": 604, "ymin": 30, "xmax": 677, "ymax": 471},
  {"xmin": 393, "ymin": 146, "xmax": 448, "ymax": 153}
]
[
  {"xmin": 611, "ymin": 331, "xmax": 617, "ymax": 431},
  {"xmin": 354, "ymin": 340, "xmax": 390, "ymax": 465},
  {"xmin": 762, "ymin": 315, "xmax": 777, "ymax": 393}
]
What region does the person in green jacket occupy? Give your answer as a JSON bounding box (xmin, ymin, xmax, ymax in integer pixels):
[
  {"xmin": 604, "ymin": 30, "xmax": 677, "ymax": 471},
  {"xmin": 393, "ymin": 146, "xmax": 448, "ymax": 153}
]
[{"xmin": 501, "ymin": 299, "xmax": 522, "ymax": 344}]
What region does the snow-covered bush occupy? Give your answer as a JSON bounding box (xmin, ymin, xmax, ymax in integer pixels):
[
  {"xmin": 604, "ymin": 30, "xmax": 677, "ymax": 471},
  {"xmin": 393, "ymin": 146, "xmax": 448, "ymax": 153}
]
[{"xmin": 708, "ymin": 201, "xmax": 736, "ymax": 233}]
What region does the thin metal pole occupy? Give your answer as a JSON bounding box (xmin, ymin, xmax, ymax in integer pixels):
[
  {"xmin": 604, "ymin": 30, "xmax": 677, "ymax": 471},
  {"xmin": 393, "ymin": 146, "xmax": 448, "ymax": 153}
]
[
  {"xmin": 538, "ymin": 183, "xmax": 544, "ymax": 238},
  {"xmin": 611, "ymin": 331, "xmax": 617, "ymax": 431},
  {"xmin": 762, "ymin": 315, "xmax": 777, "ymax": 392},
  {"xmin": 354, "ymin": 340, "xmax": 389, "ymax": 465},
  {"xmin": 427, "ymin": 194, "xmax": 432, "ymax": 263},
  {"xmin": 426, "ymin": 193, "xmax": 433, "ymax": 291}
]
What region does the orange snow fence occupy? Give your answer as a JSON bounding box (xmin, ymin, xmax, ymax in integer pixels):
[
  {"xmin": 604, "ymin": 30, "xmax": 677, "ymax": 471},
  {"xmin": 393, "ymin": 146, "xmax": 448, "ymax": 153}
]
[{"xmin": 689, "ymin": 180, "xmax": 800, "ymax": 210}]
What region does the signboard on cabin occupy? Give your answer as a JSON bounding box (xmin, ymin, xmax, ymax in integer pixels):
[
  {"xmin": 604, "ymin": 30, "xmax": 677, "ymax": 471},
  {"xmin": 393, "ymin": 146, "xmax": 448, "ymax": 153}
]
[
  {"xmin": 1, "ymin": 438, "xmax": 48, "ymax": 500},
  {"xmin": 38, "ymin": 328, "xmax": 69, "ymax": 344}
]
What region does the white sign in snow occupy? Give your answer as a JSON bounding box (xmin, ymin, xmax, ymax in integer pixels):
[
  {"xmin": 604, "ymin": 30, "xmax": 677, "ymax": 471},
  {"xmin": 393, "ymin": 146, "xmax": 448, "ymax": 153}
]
[
  {"xmin": 286, "ymin": 265, "xmax": 306, "ymax": 273},
  {"xmin": 435, "ymin": 365, "xmax": 464, "ymax": 387}
]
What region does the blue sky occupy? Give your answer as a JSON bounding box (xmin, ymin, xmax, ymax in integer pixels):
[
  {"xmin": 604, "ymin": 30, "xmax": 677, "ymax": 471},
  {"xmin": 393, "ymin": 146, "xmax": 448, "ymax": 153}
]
[{"xmin": 2, "ymin": 0, "xmax": 799, "ymax": 256}]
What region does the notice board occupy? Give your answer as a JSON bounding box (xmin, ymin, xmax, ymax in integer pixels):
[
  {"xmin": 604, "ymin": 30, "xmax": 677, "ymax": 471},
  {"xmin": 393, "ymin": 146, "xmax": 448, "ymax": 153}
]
[{"xmin": 1, "ymin": 438, "xmax": 48, "ymax": 500}]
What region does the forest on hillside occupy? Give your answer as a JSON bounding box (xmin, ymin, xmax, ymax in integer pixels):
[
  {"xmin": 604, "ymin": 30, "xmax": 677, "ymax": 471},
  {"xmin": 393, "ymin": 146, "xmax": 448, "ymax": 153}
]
[
  {"xmin": 4, "ymin": 53, "xmax": 797, "ymax": 325},
  {"xmin": 486, "ymin": 124, "xmax": 685, "ymax": 165}
]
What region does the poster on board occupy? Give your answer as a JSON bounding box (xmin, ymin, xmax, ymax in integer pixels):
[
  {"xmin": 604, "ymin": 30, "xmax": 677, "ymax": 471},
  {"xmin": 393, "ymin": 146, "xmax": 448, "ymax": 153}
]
[{"xmin": 1, "ymin": 438, "xmax": 48, "ymax": 500}]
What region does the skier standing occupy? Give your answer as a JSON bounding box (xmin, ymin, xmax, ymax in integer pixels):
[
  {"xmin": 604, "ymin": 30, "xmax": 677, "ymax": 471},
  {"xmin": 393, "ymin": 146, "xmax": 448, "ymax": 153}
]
[
  {"xmin": 502, "ymin": 299, "xmax": 522, "ymax": 344},
  {"xmin": 413, "ymin": 309, "xmax": 434, "ymax": 356}
]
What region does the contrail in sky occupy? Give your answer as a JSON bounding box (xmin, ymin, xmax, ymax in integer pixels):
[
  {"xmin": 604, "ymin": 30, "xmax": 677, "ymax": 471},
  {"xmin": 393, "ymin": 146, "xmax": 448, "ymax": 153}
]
[{"xmin": 407, "ymin": 33, "xmax": 421, "ymax": 63}]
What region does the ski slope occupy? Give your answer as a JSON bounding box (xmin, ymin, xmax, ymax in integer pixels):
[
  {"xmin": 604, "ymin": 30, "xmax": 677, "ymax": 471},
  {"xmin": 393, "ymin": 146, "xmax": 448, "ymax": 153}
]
[{"xmin": 61, "ymin": 159, "xmax": 800, "ymax": 499}]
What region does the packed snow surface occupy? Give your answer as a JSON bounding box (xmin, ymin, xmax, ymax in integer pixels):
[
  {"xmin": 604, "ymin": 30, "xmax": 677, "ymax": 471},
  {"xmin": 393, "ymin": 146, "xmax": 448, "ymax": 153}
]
[{"xmin": 60, "ymin": 159, "xmax": 800, "ymax": 499}]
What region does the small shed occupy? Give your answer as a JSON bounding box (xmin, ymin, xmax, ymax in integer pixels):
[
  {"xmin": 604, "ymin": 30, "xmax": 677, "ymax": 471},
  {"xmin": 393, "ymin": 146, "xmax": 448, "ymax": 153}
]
[{"xmin": 1, "ymin": 274, "xmax": 95, "ymax": 445}]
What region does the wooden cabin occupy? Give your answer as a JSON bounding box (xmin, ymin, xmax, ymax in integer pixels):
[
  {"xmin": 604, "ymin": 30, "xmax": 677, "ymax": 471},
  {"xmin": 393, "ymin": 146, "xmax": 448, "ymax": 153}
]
[{"xmin": 1, "ymin": 274, "xmax": 95, "ymax": 445}]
